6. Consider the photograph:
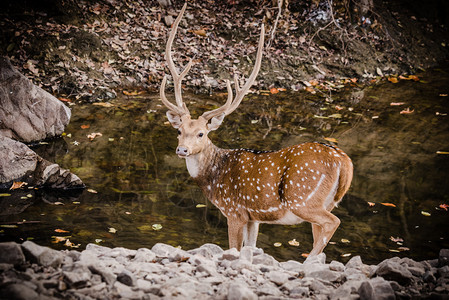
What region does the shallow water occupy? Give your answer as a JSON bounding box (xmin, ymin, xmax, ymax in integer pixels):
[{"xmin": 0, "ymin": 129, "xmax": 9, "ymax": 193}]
[{"xmin": 1, "ymin": 69, "xmax": 449, "ymax": 264}]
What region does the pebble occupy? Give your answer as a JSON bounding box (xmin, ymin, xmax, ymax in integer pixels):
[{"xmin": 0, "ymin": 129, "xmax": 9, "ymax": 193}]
[{"xmin": 0, "ymin": 240, "xmax": 447, "ymax": 299}]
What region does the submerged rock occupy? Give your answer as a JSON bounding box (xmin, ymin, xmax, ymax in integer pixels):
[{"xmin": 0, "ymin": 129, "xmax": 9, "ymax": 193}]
[{"xmin": 0, "ymin": 241, "xmax": 447, "ymax": 299}]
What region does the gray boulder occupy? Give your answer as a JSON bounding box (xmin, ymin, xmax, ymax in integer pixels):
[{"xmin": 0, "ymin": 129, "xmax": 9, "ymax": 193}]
[
  {"xmin": 0, "ymin": 136, "xmax": 84, "ymax": 189},
  {"xmin": 374, "ymin": 259, "xmax": 414, "ymax": 285},
  {"xmin": 358, "ymin": 277, "xmax": 395, "ymax": 300},
  {"xmin": 21, "ymin": 240, "xmax": 64, "ymax": 268},
  {"xmin": 0, "ymin": 242, "xmax": 25, "ymax": 265},
  {"xmin": 0, "ymin": 57, "xmax": 71, "ymax": 143}
]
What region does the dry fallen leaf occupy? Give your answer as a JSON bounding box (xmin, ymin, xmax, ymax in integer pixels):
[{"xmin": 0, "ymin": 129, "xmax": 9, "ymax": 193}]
[
  {"xmin": 270, "ymin": 87, "xmax": 279, "ymax": 94},
  {"xmin": 288, "ymin": 239, "xmax": 299, "ymax": 246},
  {"xmin": 388, "ymin": 76, "xmax": 398, "ymax": 83},
  {"xmin": 390, "ymin": 102, "xmax": 405, "ymax": 106},
  {"xmin": 421, "ymin": 211, "xmax": 431, "ymax": 217},
  {"xmin": 81, "ymin": 124, "xmax": 90, "ymax": 129},
  {"xmin": 324, "ymin": 137, "xmax": 338, "ymax": 143},
  {"xmin": 55, "ymin": 229, "xmax": 70, "ymax": 233},
  {"xmin": 341, "ymin": 238, "xmax": 350, "ymax": 243},
  {"xmin": 439, "ymin": 204, "xmax": 449, "ymax": 211},
  {"xmin": 10, "ymin": 182, "xmax": 26, "ymax": 190},
  {"xmin": 367, "ymin": 202, "xmax": 376, "ymax": 207},
  {"xmin": 109, "ymin": 227, "xmax": 117, "ymax": 233},
  {"xmin": 400, "ymin": 108, "xmax": 414, "ymax": 114},
  {"xmin": 301, "ymin": 253, "xmax": 309, "ymax": 258},
  {"xmin": 390, "ymin": 236, "xmax": 404, "ymax": 243},
  {"xmin": 87, "ymin": 133, "xmax": 103, "ymax": 140},
  {"xmin": 381, "ymin": 203, "xmax": 397, "ymax": 207},
  {"xmin": 192, "ymin": 28, "xmax": 207, "ymax": 37},
  {"xmin": 341, "ymin": 253, "xmax": 352, "ymax": 257},
  {"xmin": 273, "ymin": 242, "xmax": 282, "ymax": 247},
  {"xmin": 152, "ymin": 224, "xmax": 162, "ymax": 231},
  {"xmin": 93, "ymin": 102, "xmax": 114, "ymax": 107}
]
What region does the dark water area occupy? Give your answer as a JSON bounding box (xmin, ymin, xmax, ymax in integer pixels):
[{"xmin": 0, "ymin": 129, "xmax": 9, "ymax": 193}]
[{"xmin": 1, "ymin": 69, "xmax": 449, "ymax": 265}]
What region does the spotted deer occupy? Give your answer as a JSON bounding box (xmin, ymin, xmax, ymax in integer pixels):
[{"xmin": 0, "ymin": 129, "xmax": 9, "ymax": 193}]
[{"xmin": 160, "ymin": 3, "xmax": 353, "ymax": 258}]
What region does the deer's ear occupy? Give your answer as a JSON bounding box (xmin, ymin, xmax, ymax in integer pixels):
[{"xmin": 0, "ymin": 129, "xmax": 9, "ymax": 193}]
[
  {"xmin": 207, "ymin": 113, "xmax": 226, "ymax": 131},
  {"xmin": 166, "ymin": 111, "xmax": 183, "ymax": 129}
]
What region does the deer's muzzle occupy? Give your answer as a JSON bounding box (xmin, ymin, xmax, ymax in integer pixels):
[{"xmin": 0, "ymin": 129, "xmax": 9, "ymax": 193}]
[{"xmin": 176, "ymin": 146, "xmax": 189, "ymax": 157}]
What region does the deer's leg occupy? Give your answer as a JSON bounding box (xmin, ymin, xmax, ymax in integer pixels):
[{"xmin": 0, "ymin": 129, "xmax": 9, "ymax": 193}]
[
  {"xmin": 244, "ymin": 221, "xmax": 259, "ymax": 247},
  {"xmin": 227, "ymin": 219, "xmax": 245, "ymax": 250},
  {"xmin": 307, "ymin": 211, "xmax": 340, "ymax": 257},
  {"xmin": 311, "ymin": 223, "xmax": 322, "ymax": 249}
]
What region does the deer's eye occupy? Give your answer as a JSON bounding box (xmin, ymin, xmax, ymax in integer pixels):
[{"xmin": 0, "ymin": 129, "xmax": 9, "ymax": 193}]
[
  {"xmin": 177, "ymin": 130, "xmax": 181, "ymax": 135},
  {"xmin": 198, "ymin": 132, "xmax": 204, "ymax": 138}
]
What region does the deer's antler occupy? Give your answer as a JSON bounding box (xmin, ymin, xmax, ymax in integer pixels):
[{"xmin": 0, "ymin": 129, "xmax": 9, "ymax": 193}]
[
  {"xmin": 160, "ymin": 3, "xmax": 192, "ymax": 116},
  {"xmin": 201, "ymin": 24, "xmax": 265, "ymax": 121}
]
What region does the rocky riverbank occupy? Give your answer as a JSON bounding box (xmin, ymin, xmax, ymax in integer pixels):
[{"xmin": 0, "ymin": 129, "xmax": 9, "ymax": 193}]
[{"xmin": 0, "ymin": 241, "xmax": 448, "ymax": 299}]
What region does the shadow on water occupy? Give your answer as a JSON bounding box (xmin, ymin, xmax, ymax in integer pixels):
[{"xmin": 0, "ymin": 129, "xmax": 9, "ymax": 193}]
[{"xmin": 1, "ymin": 68, "xmax": 449, "ymax": 264}]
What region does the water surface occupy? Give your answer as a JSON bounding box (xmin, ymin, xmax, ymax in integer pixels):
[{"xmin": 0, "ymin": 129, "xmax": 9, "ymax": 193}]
[{"xmin": 1, "ymin": 69, "xmax": 449, "ymax": 264}]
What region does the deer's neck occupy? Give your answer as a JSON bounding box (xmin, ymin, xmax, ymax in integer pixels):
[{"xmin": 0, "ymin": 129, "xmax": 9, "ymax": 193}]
[{"xmin": 185, "ymin": 141, "xmax": 227, "ymax": 185}]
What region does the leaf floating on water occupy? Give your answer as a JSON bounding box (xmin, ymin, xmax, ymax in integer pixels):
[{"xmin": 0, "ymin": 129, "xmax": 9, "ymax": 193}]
[
  {"xmin": 398, "ymin": 247, "xmax": 410, "ymax": 251},
  {"xmin": 95, "ymin": 239, "xmax": 103, "ymax": 243},
  {"xmin": 367, "ymin": 202, "xmax": 376, "ymax": 207},
  {"xmin": 52, "ymin": 236, "xmax": 68, "ymax": 243},
  {"xmin": 301, "ymin": 253, "xmax": 309, "ymax": 258},
  {"xmin": 288, "ymin": 239, "xmax": 299, "ymax": 246},
  {"xmin": 0, "ymin": 224, "xmax": 18, "ymax": 228},
  {"xmin": 390, "ymin": 102, "xmax": 405, "ymax": 106},
  {"xmin": 381, "ymin": 203, "xmax": 397, "ymax": 207},
  {"xmin": 0, "ymin": 193, "xmax": 11, "ymax": 197},
  {"xmin": 53, "ymin": 202, "xmax": 64, "ymax": 205},
  {"xmin": 10, "ymin": 182, "xmax": 27, "ymax": 190},
  {"xmin": 196, "ymin": 204, "xmax": 207, "ymax": 208},
  {"xmin": 439, "ymin": 204, "xmax": 449, "ymax": 211},
  {"xmin": 55, "ymin": 229, "xmax": 70, "ymax": 233},
  {"xmin": 389, "ymin": 249, "xmax": 400, "ymax": 253},
  {"xmin": 400, "ymin": 108, "xmax": 414, "ymax": 114},
  {"xmin": 64, "ymin": 239, "xmax": 80, "ymax": 248},
  {"xmin": 341, "ymin": 253, "xmax": 352, "ymax": 257},
  {"xmin": 152, "ymin": 224, "xmax": 162, "ymax": 231},
  {"xmin": 421, "ymin": 211, "xmax": 431, "ymax": 217},
  {"xmin": 108, "ymin": 227, "xmax": 117, "ymax": 233},
  {"xmin": 87, "ymin": 132, "xmax": 103, "ymax": 140},
  {"xmin": 273, "ymin": 242, "xmax": 282, "ymax": 247},
  {"xmin": 80, "ymin": 124, "xmax": 90, "ymax": 129},
  {"xmin": 390, "ymin": 236, "xmax": 404, "ymax": 243},
  {"xmin": 87, "ymin": 189, "xmax": 98, "ymax": 194},
  {"xmin": 436, "ymin": 151, "xmax": 449, "ymax": 155},
  {"xmin": 73, "ymin": 202, "xmax": 81, "ymax": 205},
  {"xmin": 341, "ymin": 238, "xmax": 350, "ymax": 244}
]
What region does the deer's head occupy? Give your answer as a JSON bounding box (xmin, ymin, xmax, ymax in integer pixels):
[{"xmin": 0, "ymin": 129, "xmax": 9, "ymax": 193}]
[{"xmin": 160, "ymin": 3, "xmax": 264, "ymax": 158}]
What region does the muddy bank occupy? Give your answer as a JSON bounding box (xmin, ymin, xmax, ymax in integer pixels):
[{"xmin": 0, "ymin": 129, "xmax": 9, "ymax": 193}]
[
  {"xmin": 0, "ymin": 0, "xmax": 448, "ymax": 101},
  {"xmin": 0, "ymin": 241, "xmax": 448, "ymax": 299}
]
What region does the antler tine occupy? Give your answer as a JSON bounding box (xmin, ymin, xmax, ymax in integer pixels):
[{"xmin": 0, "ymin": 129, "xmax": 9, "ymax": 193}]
[
  {"xmin": 161, "ymin": 2, "xmax": 191, "ymax": 115},
  {"xmin": 201, "ymin": 79, "xmax": 234, "ymax": 120},
  {"xmin": 201, "ymin": 24, "xmax": 265, "ymax": 121},
  {"xmin": 226, "ymin": 24, "xmax": 265, "ymax": 115},
  {"xmin": 160, "ymin": 75, "xmax": 185, "ymax": 116}
]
